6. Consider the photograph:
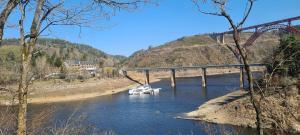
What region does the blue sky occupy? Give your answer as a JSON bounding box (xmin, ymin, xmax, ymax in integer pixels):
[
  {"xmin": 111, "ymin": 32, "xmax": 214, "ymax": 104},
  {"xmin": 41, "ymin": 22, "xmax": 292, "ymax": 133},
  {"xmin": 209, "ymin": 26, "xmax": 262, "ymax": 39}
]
[{"xmin": 4, "ymin": 0, "xmax": 300, "ymax": 56}]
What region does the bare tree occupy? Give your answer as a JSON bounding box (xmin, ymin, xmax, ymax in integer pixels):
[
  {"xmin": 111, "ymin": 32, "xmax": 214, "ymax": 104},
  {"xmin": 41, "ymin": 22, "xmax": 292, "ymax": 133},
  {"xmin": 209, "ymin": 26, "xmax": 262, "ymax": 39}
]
[
  {"xmin": 0, "ymin": 0, "xmax": 18, "ymax": 46},
  {"xmin": 17, "ymin": 1, "xmax": 46, "ymax": 134},
  {"xmin": 192, "ymin": 0, "xmax": 264, "ymax": 134},
  {"xmin": 14, "ymin": 0, "xmax": 149, "ymax": 134}
]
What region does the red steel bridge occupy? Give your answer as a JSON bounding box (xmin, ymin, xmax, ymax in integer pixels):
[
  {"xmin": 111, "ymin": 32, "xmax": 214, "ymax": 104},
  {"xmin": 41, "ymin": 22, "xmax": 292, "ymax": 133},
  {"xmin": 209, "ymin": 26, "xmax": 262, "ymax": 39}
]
[{"xmin": 211, "ymin": 16, "xmax": 300, "ymax": 46}]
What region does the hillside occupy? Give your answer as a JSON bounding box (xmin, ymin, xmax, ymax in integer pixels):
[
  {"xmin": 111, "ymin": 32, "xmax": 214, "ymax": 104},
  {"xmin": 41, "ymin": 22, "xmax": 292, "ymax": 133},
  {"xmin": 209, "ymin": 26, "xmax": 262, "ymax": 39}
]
[
  {"xmin": 0, "ymin": 38, "xmax": 124, "ymax": 67},
  {"xmin": 0, "ymin": 38, "xmax": 125, "ymax": 84},
  {"xmin": 124, "ymin": 32, "xmax": 281, "ymax": 68}
]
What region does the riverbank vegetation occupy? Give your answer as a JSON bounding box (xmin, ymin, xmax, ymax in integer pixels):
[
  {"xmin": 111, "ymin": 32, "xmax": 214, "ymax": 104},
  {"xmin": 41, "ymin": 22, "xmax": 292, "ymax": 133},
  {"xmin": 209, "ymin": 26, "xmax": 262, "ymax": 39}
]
[{"xmin": 230, "ymin": 34, "xmax": 300, "ymax": 133}]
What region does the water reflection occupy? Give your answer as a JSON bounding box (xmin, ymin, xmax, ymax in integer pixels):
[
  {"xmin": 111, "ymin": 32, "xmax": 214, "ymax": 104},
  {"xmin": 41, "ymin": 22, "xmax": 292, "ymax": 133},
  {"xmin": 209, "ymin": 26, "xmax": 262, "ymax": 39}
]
[
  {"xmin": 128, "ymin": 94, "xmax": 151, "ymax": 102},
  {"xmin": 201, "ymin": 86, "xmax": 208, "ymax": 100},
  {"xmin": 172, "ymin": 86, "xmax": 177, "ymax": 97}
]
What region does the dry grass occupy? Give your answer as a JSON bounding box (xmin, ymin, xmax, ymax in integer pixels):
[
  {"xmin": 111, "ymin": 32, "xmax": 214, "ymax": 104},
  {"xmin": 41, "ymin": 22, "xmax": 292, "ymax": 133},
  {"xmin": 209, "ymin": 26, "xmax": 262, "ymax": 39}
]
[
  {"xmin": 0, "ymin": 77, "xmax": 134, "ymax": 104},
  {"xmin": 125, "ymin": 32, "xmax": 280, "ymax": 68}
]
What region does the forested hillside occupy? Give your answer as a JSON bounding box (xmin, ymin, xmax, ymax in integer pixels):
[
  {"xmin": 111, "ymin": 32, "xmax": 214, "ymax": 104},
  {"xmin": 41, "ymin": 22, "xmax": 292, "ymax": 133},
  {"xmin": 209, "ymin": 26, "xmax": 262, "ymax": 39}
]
[{"xmin": 0, "ymin": 38, "xmax": 126, "ymax": 84}]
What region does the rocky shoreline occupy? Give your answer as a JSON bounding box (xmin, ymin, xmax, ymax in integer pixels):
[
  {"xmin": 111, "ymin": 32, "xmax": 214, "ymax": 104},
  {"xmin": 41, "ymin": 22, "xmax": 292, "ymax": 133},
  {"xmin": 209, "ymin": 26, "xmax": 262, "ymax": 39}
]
[{"xmin": 179, "ymin": 89, "xmax": 300, "ymax": 133}]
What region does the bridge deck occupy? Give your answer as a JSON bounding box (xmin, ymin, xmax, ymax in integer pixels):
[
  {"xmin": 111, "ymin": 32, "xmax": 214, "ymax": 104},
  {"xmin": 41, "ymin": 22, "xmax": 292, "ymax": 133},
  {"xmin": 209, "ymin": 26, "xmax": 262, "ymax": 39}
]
[
  {"xmin": 221, "ymin": 16, "xmax": 300, "ymax": 34},
  {"xmin": 125, "ymin": 63, "xmax": 266, "ymax": 71}
]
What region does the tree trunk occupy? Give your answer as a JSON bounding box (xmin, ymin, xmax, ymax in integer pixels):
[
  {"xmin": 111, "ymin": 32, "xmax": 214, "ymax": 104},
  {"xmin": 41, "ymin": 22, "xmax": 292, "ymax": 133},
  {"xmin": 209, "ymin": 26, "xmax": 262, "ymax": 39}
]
[
  {"xmin": 0, "ymin": 0, "xmax": 18, "ymax": 46},
  {"xmin": 17, "ymin": 0, "xmax": 45, "ymax": 134},
  {"xmin": 17, "ymin": 53, "xmax": 31, "ymax": 135},
  {"xmin": 243, "ymin": 58, "xmax": 263, "ymax": 135},
  {"xmin": 232, "ymin": 29, "xmax": 263, "ymax": 135}
]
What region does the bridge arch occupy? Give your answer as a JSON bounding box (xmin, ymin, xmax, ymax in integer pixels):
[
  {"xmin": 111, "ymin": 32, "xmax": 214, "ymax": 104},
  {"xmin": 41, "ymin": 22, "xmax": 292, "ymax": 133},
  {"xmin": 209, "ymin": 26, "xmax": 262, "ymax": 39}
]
[{"xmin": 244, "ymin": 24, "xmax": 300, "ymax": 47}]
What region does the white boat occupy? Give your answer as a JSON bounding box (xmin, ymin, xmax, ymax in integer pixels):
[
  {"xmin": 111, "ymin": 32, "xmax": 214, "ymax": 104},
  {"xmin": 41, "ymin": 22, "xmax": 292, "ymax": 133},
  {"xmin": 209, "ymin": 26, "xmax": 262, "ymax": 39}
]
[
  {"xmin": 128, "ymin": 85, "xmax": 161, "ymax": 95},
  {"xmin": 128, "ymin": 89, "xmax": 143, "ymax": 95},
  {"xmin": 128, "ymin": 85, "xmax": 149, "ymax": 95}
]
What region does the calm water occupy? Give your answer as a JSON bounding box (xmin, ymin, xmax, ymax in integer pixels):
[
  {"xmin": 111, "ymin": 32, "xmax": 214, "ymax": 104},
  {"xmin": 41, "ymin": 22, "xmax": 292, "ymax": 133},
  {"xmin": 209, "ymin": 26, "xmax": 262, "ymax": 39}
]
[{"xmin": 28, "ymin": 73, "xmax": 258, "ymax": 135}]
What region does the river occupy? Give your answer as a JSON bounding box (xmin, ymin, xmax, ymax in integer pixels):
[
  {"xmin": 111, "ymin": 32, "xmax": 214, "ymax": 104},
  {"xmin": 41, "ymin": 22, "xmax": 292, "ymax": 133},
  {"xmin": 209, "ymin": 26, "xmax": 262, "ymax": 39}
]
[{"xmin": 28, "ymin": 73, "xmax": 258, "ymax": 135}]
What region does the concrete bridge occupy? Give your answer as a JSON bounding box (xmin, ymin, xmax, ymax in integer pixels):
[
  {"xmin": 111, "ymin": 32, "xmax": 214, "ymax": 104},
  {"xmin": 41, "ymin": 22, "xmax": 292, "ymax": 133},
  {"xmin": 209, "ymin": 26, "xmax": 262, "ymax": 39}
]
[{"xmin": 122, "ymin": 64, "xmax": 266, "ymax": 89}]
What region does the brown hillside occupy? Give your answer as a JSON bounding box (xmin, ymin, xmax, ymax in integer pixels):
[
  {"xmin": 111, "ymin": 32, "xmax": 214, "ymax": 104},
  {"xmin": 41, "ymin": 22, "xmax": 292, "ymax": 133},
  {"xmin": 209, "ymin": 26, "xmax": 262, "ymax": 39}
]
[{"xmin": 124, "ymin": 32, "xmax": 280, "ymax": 68}]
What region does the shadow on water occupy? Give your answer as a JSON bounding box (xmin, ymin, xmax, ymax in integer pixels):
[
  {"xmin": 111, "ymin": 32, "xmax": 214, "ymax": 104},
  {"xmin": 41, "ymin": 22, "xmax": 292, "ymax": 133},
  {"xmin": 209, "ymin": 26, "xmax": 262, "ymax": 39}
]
[
  {"xmin": 26, "ymin": 73, "xmax": 263, "ymax": 135},
  {"xmin": 201, "ymin": 86, "xmax": 208, "ymax": 100},
  {"xmin": 171, "ymin": 86, "xmax": 177, "ymax": 97}
]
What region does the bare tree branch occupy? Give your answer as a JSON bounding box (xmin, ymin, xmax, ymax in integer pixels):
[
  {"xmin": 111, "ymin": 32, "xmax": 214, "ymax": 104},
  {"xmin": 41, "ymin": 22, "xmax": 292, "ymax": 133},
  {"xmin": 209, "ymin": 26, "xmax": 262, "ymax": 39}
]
[
  {"xmin": 93, "ymin": 0, "xmax": 149, "ymax": 9},
  {"xmin": 192, "ymin": 0, "xmax": 222, "ymax": 16},
  {"xmin": 0, "ymin": 0, "xmax": 18, "ymax": 46},
  {"xmin": 237, "ymin": 0, "xmax": 254, "ymax": 28}
]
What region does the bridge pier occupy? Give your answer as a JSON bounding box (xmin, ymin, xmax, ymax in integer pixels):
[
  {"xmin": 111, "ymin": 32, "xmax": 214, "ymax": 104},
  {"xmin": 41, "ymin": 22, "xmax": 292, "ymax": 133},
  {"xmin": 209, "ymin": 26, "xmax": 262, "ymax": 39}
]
[
  {"xmin": 220, "ymin": 34, "xmax": 225, "ymax": 44},
  {"xmin": 145, "ymin": 70, "xmax": 150, "ymax": 84},
  {"xmin": 170, "ymin": 69, "xmax": 176, "ymax": 87},
  {"xmin": 216, "ymin": 35, "xmax": 220, "ymax": 43},
  {"xmin": 201, "ymin": 68, "xmax": 207, "ymax": 87},
  {"xmin": 240, "ymin": 67, "xmax": 245, "ymax": 89}
]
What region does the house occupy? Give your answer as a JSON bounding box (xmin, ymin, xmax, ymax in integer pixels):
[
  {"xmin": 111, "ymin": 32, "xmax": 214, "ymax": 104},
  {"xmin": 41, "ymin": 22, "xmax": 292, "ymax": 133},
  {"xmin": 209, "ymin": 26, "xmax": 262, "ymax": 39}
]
[{"xmin": 64, "ymin": 60, "xmax": 97, "ymax": 75}]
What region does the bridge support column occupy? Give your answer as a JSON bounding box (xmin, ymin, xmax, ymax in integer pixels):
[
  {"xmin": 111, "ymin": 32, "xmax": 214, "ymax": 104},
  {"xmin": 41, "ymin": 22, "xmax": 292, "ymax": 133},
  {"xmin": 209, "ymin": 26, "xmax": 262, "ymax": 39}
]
[
  {"xmin": 145, "ymin": 70, "xmax": 150, "ymax": 84},
  {"xmin": 240, "ymin": 67, "xmax": 245, "ymax": 89},
  {"xmin": 201, "ymin": 68, "xmax": 207, "ymax": 87},
  {"xmin": 170, "ymin": 69, "xmax": 176, "ymax": 87},
  {"xmin": 216, "ymin": 35, "xmax": 220, "ymax": 43},
  {"xmin": 220, "ymin": 34, "xmax": 225, "ymax": 44}
]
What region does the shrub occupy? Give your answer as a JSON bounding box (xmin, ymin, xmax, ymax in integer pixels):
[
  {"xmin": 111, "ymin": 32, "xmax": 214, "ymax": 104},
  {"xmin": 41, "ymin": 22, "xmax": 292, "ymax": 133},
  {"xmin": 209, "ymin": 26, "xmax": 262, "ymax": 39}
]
[
  {"xmin": 77, "ymin": 75, "xmax": 84, "ymax": 80},
  {"xmin": 270, "ymin": 35, "xmax": 300, "ymax": 77},
  {"xmin": 6, "ymin": 51, "xmax": 15, "ymax": 61},
  {"xmin": 58, "ymin": 74, "xmax": 66, "ymax": 79}
]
